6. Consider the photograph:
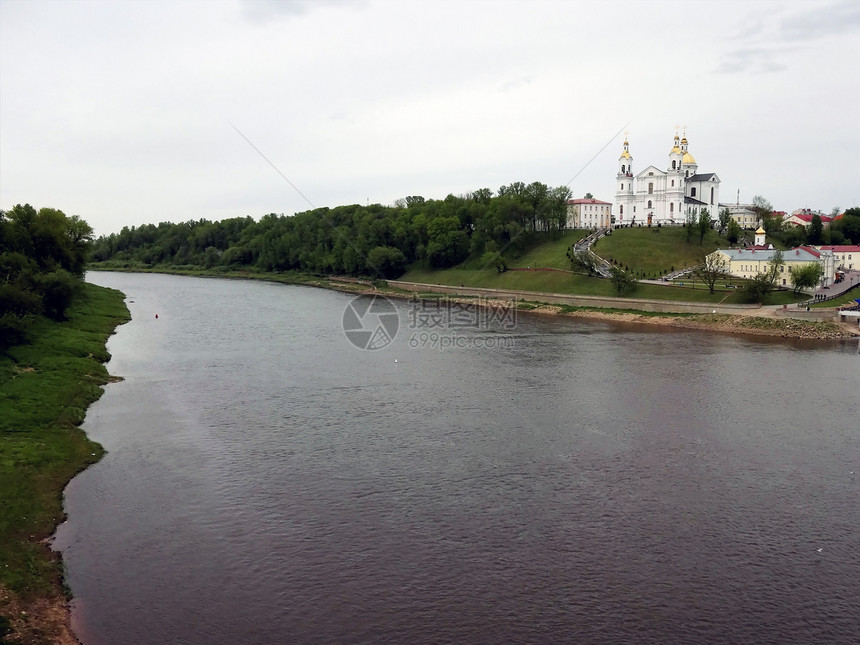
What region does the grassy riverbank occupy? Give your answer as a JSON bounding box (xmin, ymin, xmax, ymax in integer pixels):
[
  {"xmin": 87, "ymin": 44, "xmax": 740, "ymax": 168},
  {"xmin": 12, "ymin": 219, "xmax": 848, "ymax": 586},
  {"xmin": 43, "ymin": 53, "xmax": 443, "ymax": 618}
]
[{"xmin": 0, "ymin": 282, "xmax": 129, "ymax": 645}]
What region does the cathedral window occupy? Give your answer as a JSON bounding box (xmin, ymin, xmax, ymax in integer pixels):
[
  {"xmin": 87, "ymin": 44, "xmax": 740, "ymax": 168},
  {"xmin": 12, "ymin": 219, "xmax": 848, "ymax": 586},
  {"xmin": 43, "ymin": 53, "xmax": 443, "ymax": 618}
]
[
  {"xmin": 621, "ymin": 183, "xmax": 624, "ymax": 190},
  {"xmin": 621, "ymin": 165, "xmax": 625, "ymax": 173},
  {"xmin": 691, "ymin": 187, "xmax": 697, "ymax": 197},
  {"xmin": 620, "ymin": 205, "xmax": 623, "ymax": 215},
  {"xmin": 647, "ymin": 200, "xmax": 652, "ymax": 208},
  {"xmin": 648, "ymin": 183, "xmax": 654, "ymax": 194},
  {"xmin": 711, "ymin": 187, "xmax": 714, "ymax": 203},
  {"xmin": 672, "ymin": 161, "xmax": 676, "ymax": 169},
  {"xmin": 670, "ymin": 203, "xmax": 674, "ymax": 213},
  {"xmin": 671, "ymin": 180, "xmax": 674, "ymax": 187}
]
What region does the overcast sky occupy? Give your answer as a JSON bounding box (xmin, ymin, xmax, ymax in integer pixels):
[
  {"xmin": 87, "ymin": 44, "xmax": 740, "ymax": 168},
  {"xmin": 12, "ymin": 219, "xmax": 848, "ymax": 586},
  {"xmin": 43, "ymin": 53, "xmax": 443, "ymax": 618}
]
[{"xmin": 1, "ymin": 0, "xmax": 858, "ymax": 236}]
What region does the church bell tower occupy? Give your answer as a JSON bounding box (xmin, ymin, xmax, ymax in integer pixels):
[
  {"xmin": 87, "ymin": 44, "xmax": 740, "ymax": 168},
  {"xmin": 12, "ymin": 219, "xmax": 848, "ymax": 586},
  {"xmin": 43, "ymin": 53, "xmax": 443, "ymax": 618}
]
[{"xmin": 615, "ymin": 136, "xmax": 634, "ymax": 224}]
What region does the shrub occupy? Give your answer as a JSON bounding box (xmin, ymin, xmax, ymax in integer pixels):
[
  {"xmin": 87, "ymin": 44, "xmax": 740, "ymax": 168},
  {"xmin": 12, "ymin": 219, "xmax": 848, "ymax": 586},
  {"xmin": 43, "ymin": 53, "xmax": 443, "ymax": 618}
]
[{"xmin": 35, "ymin": 269, "xmax": 82, "ymax": 320}]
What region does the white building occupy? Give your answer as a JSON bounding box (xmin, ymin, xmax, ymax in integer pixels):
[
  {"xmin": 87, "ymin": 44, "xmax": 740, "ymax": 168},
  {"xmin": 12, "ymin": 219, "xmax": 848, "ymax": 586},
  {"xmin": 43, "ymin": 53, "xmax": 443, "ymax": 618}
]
[
  {"xmin": 718, "ymin": 204, "xmax": 758, "ymax": 229},
  {"xmin": 615, "ymin": 132, "xmax": 720, "ymax": 227},
  {"xmin": 566, "ymin": 198, "xmax": 612, "ymax": 229}
]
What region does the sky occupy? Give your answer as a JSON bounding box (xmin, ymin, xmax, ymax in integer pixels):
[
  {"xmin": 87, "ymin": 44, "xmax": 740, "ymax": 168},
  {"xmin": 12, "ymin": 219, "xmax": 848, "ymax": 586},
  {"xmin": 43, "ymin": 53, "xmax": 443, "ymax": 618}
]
[{"xmin": 1, "ymin": 0, "xmax": 858, "ymax": 236}]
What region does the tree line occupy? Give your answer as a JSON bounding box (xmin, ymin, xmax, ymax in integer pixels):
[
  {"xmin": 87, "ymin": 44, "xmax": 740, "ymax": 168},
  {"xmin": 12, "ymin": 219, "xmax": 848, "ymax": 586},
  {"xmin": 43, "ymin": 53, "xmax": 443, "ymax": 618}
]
[
  {"xmin": 90, "ymin": 182, "xmax": 572, "ymax": 278},
  {"xmin": 0, "ymin": 204, "xmax": 94, "ymax": 348}
]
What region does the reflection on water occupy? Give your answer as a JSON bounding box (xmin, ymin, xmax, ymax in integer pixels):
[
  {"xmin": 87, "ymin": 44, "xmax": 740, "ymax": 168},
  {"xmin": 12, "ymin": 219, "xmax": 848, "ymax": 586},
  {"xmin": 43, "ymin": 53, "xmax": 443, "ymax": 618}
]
[{"xmin": 55, "ymin": 273, "xmax": 859, "ymax": 645}]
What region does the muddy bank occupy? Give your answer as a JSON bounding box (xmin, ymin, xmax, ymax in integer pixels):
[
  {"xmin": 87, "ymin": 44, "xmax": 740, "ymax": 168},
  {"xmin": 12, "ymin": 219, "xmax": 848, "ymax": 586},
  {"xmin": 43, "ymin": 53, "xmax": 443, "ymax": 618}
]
[{"xmin": 518, "ymin": 305, "xmax": 858, "ymax": 340}]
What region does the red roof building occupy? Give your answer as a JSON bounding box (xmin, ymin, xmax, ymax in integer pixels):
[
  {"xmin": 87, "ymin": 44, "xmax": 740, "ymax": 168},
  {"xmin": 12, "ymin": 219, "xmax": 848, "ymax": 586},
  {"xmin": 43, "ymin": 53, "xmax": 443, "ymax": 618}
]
[
  {"xmin": 565, "ymin": 198, "xmax": 612, "ymax": 229},
  {"xmin": 816, "ymin": 245, "xmax": 860, "ymax": 270}
]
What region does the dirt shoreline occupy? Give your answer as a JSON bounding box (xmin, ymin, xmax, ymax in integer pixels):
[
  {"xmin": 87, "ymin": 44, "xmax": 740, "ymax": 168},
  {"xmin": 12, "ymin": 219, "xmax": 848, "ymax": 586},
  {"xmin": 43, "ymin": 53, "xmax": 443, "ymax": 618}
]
[
  {"xmin": 368, "ymin": 288, "xmax": 858, "ymax": 341},
  {"xmin": 0, "ymin": 585, "xmax": 79, "ymax": 645}
]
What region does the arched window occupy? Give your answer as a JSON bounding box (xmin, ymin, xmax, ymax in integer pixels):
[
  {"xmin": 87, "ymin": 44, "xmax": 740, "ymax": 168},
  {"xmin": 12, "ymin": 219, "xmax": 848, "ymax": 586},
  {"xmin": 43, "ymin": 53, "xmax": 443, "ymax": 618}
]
[
  {"xmin": 621, "ymin": 183, "xmax": 624, "ymax": 190},
  {"xmin": 620, "ymin": 205, "xmax": 624, "ymax": 215},
  {"xmin": 672, "ymin": 160, "xmax": 676, "ymax": 169},
  {"xmin": 670, "ymin": 203, "xmax": 674, "ymax": 213},
  {"xmin": 647, "ymin": 200, "xmax": 652, "ymax": 208}
]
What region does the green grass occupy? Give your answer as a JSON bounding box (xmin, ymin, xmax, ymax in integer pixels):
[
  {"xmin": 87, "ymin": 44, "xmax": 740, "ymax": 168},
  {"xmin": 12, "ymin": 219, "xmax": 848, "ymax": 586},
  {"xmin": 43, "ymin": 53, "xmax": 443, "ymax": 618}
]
[
  {"xmin": 398, "ymin": 265, "xmax": 805, "ymax": 305},
  {"xmin": 810, "ymin": 288, "xmax": 860, "ymax": 308},
  {"xmin": 0, "ymin": 282, "xmax": 129, "ymax": 603},
  {"xmin": 505, "ymin": 230, "xmax": 589, "ymax": 269},
  {"xmin": 595, "ymin": 226, "xmax": 732, "ymax": 276}
]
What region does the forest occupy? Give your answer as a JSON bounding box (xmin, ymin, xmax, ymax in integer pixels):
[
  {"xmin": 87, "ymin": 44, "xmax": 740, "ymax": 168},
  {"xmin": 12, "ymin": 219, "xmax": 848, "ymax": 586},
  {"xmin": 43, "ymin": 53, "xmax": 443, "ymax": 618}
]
[
  {"xmin": 0, "ymin": 204, "xmax": 94, "ymax": 348},
  {"xmin": 89, "ymin": 182, "xmax": 573, "ymax": 278}
]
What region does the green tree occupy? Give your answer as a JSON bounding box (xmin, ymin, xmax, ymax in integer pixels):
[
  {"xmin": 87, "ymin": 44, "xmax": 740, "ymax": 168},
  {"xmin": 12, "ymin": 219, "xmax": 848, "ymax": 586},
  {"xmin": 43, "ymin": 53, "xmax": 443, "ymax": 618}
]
[
  {"xmin": 761, "ymin": 213, "xmax": 783, "ymax": 236},
  {"xmin": 767, "ymin": 249, "xmax": 784, "ymax": 288},
  {"xmin": 751, "ymin": 195, "xmax": 773, "ymax": 222},
  {"xmin": 367, "ymin": 245, "xmax": 406, "ymax": 278},
  {"xmin": 788, "ymin": 262, "xmax": 824, "ymax": 294},
  {"xmin": 727, "ymin": 219, "xmax": 741, "ymax": 245},
  {"xmin": 609, "ymin": 265, "xmax": 636, "ymax": 296},
  {"xmin": 718, "ymin": 207, "xmax": 731, "ymax": 234},
  {"xmin": 782, "ymin": 224, "xmax": 807, "ymax": 247},
  {"xmin": 203, "ymin": 246, "xmax": 221, "ymax": 268},
  {"xmin": 685, "ymin": 209, "xmax": 696, "ymax": 243},
  {"xmin": 741, "ymin": 250, "xmax": 784, "ymax": 303},
  {"xmin": 34, "ymin": 268, "xmax": 81, "ymax": 320},
  {"xmin": 808, "ymin": 214, "xmax": 824, "ymax": 245},
  {"xmin": 741, "ymin": 273, "xmax": 773, "ymax": 303},
  {"xmin": 698, "ymin": 208, "xmax": 711, "ymax": 245},
  {"xmin": 699, "ymin": 252, "xmax": 729, "ymax": 293}
]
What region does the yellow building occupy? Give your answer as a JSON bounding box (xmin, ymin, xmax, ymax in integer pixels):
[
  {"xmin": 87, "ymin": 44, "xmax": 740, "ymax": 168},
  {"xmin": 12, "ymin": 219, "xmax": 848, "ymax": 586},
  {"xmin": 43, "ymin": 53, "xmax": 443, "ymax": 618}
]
[{"xmin": 709, "ymin": 245, "xmax": 834, "ymax": 288}]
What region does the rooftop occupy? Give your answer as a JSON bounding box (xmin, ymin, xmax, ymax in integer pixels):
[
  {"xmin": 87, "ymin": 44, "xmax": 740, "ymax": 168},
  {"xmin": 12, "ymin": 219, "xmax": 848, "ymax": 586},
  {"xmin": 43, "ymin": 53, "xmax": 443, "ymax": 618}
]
[
  {"xmin": 817, "ymin": 245, "xmax": 860, "ymax": 253},
  {"xmin": 568, "ymin": 198, "xmax": 612, "ymax": 205},
  {"xmin": 688, "ymin": 172, "xmax": 717, "ymax": 182},
  {"xmin": 717, "ymin": 247, "xmax": 827, "ymax": 263},
  {"xmin": 789, "ymin": 213, "xmax": 832, "ymax": 223}
]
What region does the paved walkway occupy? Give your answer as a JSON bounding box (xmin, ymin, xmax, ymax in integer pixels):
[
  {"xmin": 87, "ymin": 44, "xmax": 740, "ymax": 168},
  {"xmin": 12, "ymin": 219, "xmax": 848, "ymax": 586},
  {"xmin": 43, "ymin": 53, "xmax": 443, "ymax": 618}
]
[{"xmin": 811, "ymin": 270, "xmax": 860, "ymax": 302}]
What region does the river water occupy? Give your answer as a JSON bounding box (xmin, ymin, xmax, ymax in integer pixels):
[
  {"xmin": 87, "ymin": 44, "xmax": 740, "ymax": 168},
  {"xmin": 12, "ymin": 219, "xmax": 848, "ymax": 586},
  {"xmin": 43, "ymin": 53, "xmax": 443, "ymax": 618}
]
[{"xmin": 55, "ymin": 272, "xmax": 859, "ymax": 644}]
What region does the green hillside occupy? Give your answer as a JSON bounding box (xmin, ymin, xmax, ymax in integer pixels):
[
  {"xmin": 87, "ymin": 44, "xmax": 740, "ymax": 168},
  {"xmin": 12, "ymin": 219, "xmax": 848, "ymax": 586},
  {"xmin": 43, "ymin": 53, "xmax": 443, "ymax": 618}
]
[
  {"xmin": 399, "ymin": 226, "xmax": 805, "ymax": 305},
  {"xmin": 595, "ymin": 226, "xmax": 730, "ymax": 276}
]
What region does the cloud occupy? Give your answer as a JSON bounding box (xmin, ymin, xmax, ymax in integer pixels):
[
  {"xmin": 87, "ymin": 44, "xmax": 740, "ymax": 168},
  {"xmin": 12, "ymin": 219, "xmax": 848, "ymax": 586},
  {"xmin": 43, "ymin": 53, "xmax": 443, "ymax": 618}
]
[
  {"xmin": 716, "ymin": 0, "xmax": 858, "ymax": 75},
  {"xmin": 241, "ymin": 0, "xmax": 364, "ymax": 22},
  {"xmin": 714, "ymin": 47, "xmax": 789, "ymax": 75},
  {"xmin": 498, "ymin": 75, "xmax": 536, "ymax": 94},
  {"xmin": 779, "ymin": 0, "xmax": 860, "ymax": 41}
]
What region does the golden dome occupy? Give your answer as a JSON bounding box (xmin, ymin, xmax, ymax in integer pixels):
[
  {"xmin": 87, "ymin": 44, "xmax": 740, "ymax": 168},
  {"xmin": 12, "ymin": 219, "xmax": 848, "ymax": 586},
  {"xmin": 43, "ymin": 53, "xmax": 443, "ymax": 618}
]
[
  {"xmin": 682, "ymin": 151, "xmax": 696, "ymax": 164},
  {"xmin": 755, "ymin": 227, "xmax": 766, "ymax": 235},
  {"xmin": 620, "ymin": 151, "xmax": 631, "ymax": 159},
  {"xmin": 670, "ymin": 145, "xmax": 681, "ymax": 155},
  {"xmin": 681, "ymin": 136, "xmax": 688, "ymax": 144}
]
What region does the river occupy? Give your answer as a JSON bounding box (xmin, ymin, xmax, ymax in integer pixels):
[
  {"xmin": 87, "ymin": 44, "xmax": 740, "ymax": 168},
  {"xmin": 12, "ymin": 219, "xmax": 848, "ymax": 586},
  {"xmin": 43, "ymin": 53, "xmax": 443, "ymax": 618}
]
[{"xmin": 54, "ymin": 272, "xmax": 859, "ymax": 644}]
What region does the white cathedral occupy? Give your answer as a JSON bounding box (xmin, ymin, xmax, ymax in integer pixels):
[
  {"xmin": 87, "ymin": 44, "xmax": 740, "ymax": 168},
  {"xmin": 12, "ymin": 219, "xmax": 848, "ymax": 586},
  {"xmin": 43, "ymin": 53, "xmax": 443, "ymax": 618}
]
[{"xmin": 614, "ymin": 132, "xmax": 720, "ymax": 227}]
